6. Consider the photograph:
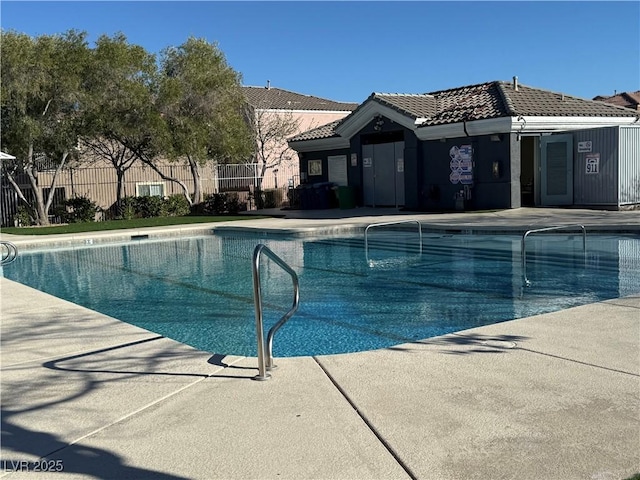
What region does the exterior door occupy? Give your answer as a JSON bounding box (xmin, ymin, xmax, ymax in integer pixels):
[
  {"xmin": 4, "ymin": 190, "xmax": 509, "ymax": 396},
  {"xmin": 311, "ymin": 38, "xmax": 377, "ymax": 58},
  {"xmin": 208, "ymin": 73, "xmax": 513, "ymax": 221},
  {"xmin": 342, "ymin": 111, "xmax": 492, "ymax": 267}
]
[
  {"xmin": 541, "ymin": 134, "xmax": 573, "ymax": 206},
  {"xmin": 361, "ymin": 141, "xmax": 405, "ymax": 207}
]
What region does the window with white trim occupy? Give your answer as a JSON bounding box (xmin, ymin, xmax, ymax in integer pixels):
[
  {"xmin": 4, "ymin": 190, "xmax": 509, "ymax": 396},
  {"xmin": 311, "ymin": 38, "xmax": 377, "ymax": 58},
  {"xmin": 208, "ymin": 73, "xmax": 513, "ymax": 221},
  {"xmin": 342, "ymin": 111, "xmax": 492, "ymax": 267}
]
[{"xmin": 136, "ymin": 182, "xmax": 165, "ymax": 197}]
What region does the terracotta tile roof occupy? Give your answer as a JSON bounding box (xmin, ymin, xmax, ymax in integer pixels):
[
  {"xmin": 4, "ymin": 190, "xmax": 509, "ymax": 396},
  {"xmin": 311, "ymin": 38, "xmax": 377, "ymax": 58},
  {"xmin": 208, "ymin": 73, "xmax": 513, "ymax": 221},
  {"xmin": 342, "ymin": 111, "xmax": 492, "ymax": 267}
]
[
  {"xmin": 242, "ymin": 86, "xmax": 358, "ymax": 111},
  {"xmin": 289, "ymin": 120, "xmax": 342, "ymax": 142},
  {"xmin": 421, "ymin": 82, "xmax": 507, "ymax": 126},
  {"xmin": 496, "ymin": 82, "xmax": 639, "ymax": 118},
  {"xmin": 289, "ymin": 80, "xmax": 640, "ymax": 142},
  {"xmin": 371, "ymin": 93, "xmax": 437, "ymax": 119},
  {"xmin": 593, "ymin": 91, "xmax": 640, "ymax": 111},
  {"xmin": 418, "ymin": 81, "xmax": 638, "ymax": 127}
]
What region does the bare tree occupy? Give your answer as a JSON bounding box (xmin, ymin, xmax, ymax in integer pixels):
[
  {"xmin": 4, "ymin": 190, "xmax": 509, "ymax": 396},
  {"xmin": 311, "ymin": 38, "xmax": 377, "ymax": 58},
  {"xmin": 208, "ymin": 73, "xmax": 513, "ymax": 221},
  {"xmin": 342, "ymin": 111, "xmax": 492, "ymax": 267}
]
[{"xmin": 251, "ymin": 105, "xmax": 301, "ymax": 190}]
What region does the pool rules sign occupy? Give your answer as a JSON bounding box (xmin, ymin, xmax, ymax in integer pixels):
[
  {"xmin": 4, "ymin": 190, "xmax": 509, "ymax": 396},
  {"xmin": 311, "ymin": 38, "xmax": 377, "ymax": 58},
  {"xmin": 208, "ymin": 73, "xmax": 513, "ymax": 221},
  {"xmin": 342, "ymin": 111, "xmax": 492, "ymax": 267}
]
[{"xmin": 585, "ymin": 153, "xmax": 600, "ymax": 174}]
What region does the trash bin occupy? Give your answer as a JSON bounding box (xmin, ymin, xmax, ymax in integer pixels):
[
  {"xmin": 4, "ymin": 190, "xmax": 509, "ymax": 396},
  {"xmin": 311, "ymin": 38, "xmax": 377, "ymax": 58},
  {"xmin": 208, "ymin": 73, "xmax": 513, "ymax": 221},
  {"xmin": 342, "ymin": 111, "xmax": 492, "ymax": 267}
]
[
  {"xmin": 298, "ymin": 185, "xmax": 314, "ymax": 209},
  {"xmin": 337, "ymin": 186, "xmax": 356, "ymax": 209},
  {"xmin": 313, "ymin": 182, "xmax": 332, "ymax": 209}
]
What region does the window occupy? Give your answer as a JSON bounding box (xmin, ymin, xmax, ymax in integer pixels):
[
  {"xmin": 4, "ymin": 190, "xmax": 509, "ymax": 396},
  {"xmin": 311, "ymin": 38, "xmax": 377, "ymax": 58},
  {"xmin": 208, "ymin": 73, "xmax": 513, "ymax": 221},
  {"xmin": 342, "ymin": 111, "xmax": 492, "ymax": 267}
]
[{"xmin": 136, "ymin": 182, "xmax": 165, "ymax": 197}]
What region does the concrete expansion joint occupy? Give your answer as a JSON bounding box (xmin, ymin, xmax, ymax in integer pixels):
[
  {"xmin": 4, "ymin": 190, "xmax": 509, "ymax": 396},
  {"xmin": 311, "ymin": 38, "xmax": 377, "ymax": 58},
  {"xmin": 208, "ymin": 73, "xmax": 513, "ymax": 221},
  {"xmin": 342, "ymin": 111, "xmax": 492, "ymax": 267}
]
[
  {"xmin": 516, "ymin": 347, "xmax": 640, "ymax": 378},
  {"xmin": 312, "ymin": 356, "xmax": 419, "ymax": 480},
  {"xmin": 41, "ymin": 375, "xmax": 211, "ymax": 463}
]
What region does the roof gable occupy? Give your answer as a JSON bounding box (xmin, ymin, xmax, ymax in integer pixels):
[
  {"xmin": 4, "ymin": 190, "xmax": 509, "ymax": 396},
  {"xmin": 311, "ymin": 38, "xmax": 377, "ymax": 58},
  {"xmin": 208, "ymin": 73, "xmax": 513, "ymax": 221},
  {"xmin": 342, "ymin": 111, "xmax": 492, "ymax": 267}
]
[{"xmin": 242, "ymin": 86, "xmax": 358, "ymax": 111}]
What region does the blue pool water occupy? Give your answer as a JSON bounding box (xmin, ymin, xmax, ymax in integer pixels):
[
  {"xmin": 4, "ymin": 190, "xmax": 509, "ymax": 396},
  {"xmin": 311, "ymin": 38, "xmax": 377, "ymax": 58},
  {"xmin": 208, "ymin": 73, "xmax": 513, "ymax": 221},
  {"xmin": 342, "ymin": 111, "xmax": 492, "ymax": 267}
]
[{"xmin": 4, "ymin": 231, "xmax": 639, "ymax": 357}]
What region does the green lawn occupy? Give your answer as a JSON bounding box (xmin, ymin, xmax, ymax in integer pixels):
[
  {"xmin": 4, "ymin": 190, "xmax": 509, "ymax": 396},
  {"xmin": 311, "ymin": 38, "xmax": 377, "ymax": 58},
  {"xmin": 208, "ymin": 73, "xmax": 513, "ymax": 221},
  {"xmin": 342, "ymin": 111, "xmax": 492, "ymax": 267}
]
[{"xmin": 1, "ymin": 215, "xmax": 265, "ymax": 235}]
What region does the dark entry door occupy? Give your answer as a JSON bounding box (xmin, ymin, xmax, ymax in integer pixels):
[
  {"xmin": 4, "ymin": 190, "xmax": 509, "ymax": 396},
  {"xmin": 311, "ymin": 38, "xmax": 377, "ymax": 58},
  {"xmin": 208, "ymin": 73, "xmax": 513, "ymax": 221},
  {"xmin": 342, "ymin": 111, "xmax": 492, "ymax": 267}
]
[
  {"xmin": 362, "ymin": 141, "xmax": 405, "ymax": 207},
  {"xmin": 541, "ymin": 134, "xmax": 573, "ymax": 206}
]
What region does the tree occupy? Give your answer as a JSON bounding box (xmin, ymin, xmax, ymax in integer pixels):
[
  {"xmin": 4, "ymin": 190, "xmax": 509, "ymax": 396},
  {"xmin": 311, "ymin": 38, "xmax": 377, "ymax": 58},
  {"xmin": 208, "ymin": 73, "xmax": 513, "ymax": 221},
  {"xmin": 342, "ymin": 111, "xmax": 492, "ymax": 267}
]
[
  {"xmin": 80, "ymin": 33, "xmax": 163, "ymax": 217},
  {"xmin": 1, "ymin": 30, "xmax": 90, "ymax": 225},
  {"xmin": 157, "ymin": 37, "xmax": 253, "ymax": 205},
  {"xmin": 250, "ymin": 104, "xmax": 301, "ymax": 189}
]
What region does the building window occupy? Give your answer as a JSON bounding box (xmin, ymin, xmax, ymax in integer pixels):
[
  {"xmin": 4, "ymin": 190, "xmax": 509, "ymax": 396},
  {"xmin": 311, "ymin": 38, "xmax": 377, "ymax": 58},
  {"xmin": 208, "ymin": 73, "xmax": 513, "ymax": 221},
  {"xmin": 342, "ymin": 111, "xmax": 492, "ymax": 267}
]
[{"xmin": 136, "ymin": 182, "xmax": 165, "ymax": 197}]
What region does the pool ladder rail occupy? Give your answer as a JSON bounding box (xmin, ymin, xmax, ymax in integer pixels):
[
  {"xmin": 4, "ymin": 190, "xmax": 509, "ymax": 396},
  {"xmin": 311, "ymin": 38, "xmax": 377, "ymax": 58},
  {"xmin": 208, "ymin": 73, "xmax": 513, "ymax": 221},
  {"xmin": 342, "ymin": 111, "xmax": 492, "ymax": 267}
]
[
  {"xmin": 1, "ymin": 241, "xmax": 18, "ymax": 266},
  {"xmin": 521, "ymin": 224, "xmax": 587, "ymax": 287},
  {"xmin": 364, "ymin": 220, "xmax": 423, "ymax": 266},
  {"xmin": 252, "ymin": 244, "xmax": 300, "ymax": 381}
]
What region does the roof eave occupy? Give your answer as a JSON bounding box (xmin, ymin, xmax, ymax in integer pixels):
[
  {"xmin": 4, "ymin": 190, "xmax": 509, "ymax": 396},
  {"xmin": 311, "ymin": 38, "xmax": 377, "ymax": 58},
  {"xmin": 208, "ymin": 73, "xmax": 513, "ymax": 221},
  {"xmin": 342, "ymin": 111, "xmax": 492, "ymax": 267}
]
[
  {"xmin": 288, "ymin": 136, "xmax": 350, "ymax": 153},
  {"xmin": 514, "ymin": 115, "xmax": 640, "ymax": 133}
]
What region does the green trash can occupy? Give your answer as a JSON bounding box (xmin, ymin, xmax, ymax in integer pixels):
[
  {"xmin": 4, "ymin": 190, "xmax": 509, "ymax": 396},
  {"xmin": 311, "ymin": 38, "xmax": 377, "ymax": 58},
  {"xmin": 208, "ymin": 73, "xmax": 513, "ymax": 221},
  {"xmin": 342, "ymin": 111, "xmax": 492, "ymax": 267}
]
[{"xmin": 337, "ymin": 186, "xmax": 356, "ymax": 209}]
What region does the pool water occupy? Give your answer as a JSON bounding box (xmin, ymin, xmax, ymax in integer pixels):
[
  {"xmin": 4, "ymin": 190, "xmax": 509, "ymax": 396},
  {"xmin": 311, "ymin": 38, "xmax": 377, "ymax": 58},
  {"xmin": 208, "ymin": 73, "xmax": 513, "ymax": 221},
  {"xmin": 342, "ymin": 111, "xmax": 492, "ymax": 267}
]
[{"xmin": 4, "ymin": 232, "xmax": 639, "ymax": 357}]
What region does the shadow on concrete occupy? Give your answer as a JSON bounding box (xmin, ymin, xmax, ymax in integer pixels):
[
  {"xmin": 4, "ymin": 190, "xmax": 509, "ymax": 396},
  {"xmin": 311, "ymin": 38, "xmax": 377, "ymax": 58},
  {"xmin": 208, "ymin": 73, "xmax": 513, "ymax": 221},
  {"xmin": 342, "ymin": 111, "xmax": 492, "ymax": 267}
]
[
  {"xmin": 1, "ymin": 413, "xmax": 188, "ymax": 479},
  {"xmin": 0, "ymin": 319, "xmax": 221, "ymax": 479},
  {"xmin": 386, "ymin": 333, "xmax": 529, "ymax": 355}
]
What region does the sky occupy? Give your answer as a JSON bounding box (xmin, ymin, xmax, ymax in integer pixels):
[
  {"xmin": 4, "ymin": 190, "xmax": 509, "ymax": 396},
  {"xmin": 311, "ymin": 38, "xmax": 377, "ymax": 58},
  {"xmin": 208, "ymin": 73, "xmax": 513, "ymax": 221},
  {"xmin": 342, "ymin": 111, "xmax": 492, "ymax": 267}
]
[{"xmin": 1, "ymin": 1, "xmax": 639, "ymax": 104}]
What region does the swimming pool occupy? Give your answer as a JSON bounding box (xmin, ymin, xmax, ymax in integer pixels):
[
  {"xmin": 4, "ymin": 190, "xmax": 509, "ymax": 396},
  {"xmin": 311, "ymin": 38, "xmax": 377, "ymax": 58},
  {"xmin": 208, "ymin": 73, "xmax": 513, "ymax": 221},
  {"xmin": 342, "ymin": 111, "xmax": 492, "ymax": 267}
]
[{"xmin": 4, "ymin": 231, "xmax": 639, "ymax": 357}]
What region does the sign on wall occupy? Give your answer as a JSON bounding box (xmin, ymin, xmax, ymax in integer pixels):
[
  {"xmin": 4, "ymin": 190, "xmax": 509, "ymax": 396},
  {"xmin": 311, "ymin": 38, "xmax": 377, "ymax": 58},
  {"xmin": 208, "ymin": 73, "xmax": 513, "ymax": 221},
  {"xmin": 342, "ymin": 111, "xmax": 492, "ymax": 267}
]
[
  {"xmin": 585, "ymin": 153, "xmax": 600, "ymax": 174},
  {"xmin": 449, "ymin": 145, "xmax": 473, "ymax": 185},
  {"xmin": 578, "ymin": 141, "xmax": 593, "ymax": 153},
  {"xmin": 308, "ymin": 159, "xmax": 322, "ymax": 176}
]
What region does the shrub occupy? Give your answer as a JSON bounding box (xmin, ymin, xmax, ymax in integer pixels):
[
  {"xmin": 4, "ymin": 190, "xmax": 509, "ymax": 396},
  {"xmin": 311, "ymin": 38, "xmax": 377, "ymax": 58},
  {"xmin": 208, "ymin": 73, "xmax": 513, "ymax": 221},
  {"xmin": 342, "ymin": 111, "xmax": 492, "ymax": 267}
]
[
  {"xmin": 14, "ymin": 205, "xmax": 33, "ymax": 226},
  {"xmin": 135, "ymin": 195, "xmax": 164, "ymax": 218},
  {"xmin": 162, "ymin": 194, "xmax": 190, "ymax": 217},
  {"xmin": 57, "ymin": 196, "xmax": 99, "ymax": 223},
  {"xmin": 263, "ymin": 189, "xmax": 283, "ymax": 209},
  {"xmin": 120, "ymin": 196, "xmax": 138, "ymax": 220},
  {"xmin": 201, "ymin": 193, "xmax": 243, "ymax": 215}
]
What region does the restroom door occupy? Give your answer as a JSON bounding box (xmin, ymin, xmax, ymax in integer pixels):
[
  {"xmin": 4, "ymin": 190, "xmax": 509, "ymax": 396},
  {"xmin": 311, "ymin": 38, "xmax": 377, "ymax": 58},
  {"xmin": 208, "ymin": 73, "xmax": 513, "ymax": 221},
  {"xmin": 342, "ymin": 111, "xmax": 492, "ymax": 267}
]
[
  {"xmin": 541, "ymin": 134, "xmax": 573, "ymax": 206},
  {"xmin": 362, "ymin": 142, "xmax": 405, "ymax": 207},
  {"xmin": 373, "ymin": 142, "xmax": 395, "ymax": 205},
  {"xmin": 363, "ymin": 144, "xmax": 375, "ymax": 205}
]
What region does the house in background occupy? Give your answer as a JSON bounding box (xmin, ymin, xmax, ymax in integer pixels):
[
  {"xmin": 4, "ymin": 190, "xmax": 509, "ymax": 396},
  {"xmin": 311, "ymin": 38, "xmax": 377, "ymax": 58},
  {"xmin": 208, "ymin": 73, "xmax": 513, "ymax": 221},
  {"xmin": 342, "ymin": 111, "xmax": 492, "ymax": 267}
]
[
  {"xmin": 289, "ymin": 78, "xmax": 640, "ymax": 211},
  {"xmin": 594, "ymin": 91, "xmax": 640, "ymax": 111},
  {"xmin": 242, "ymin": 83, "xmax": 357, "ymax": 189}
]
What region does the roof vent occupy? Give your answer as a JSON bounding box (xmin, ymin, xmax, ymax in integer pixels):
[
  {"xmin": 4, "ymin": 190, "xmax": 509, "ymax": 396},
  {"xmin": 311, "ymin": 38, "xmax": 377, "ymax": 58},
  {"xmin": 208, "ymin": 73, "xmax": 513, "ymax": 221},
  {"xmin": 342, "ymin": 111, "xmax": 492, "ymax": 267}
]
[
  {"xmin": 513, "ymin": 76, "xmax": 519, "ymax": 91},
  {"xmin": 266, "ymin": 80, "xmax": 271, "ymax": 90}
]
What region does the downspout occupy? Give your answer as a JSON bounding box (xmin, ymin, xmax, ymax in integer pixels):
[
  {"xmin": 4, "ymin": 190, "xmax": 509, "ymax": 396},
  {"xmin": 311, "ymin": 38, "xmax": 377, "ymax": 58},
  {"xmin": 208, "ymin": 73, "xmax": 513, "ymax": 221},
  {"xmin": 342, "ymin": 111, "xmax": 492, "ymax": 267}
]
[{"xmin": 463, "ymin": 119, "xmax": 470, "ymax": 137}]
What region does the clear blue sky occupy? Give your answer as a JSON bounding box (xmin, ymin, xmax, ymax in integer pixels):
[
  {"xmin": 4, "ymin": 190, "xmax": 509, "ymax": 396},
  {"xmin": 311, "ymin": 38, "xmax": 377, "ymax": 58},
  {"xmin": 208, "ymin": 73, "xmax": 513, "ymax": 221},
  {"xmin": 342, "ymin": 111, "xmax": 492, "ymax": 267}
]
[{"xmin": 1, "ymin": 1, "xmax": 638, "ymax": 103}]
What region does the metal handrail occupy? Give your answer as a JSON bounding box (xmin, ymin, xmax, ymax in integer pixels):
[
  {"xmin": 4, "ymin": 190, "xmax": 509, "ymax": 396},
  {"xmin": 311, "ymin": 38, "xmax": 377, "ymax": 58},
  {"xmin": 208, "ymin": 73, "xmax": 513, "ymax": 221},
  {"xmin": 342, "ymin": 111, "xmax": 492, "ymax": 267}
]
[
  {"xmin": 521, "ymin": 224, "xmax": 586, "ymax": 286},
  {"xmin": 0, "ymin": 241, "xmax": 18, "ymax": 266},
  {"xmin": 364, "ymin": 220, "xmax": 422, "ymax": 265},
  {"xmin": 252, "ymin": 244, "xmax": 300, "ymax": 381}
]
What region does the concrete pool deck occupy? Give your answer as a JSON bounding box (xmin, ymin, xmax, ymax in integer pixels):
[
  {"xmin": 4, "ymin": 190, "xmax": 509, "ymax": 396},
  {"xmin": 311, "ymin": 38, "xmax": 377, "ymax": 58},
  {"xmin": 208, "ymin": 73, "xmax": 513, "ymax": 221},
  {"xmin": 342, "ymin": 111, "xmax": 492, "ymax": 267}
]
[{"xmin": 1, "ymin": 207, "xmax": 639, "ymax": 479}]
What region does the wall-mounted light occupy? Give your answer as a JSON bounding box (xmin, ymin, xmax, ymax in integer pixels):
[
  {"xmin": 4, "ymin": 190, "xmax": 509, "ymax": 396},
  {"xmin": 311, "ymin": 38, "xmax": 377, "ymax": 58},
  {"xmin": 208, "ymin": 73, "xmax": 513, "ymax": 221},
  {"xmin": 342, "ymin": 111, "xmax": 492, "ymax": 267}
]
[
  {"xmin": 492, "ymin": 160, "xmax": 502, "ymax": 178},
  {"xmin": 373, "ymin": 115, "xmax": 384, "ymax": 132},
  {"xmin": 490, "ymin": 134, "xmax": 502, "ymax": 142}
]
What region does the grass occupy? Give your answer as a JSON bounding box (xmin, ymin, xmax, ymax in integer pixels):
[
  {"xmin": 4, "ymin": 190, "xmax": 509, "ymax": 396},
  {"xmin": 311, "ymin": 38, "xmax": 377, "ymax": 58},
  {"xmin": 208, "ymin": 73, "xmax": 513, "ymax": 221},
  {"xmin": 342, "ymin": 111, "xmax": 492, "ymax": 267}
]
[{"xmin": 0, "ymin": 215, "xmax": 266, "ymax": 235}]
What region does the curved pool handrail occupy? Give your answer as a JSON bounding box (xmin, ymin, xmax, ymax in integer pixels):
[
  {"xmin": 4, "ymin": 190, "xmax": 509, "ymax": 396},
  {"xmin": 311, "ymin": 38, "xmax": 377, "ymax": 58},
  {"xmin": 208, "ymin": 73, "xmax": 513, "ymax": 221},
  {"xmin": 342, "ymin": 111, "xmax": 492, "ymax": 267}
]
[
  {"xmin": 252, "ymin": 244, "xmax": 300, "ymax": 381},
  {"xmin": 521, "ymin": 224, "xmax": 586, "ymax": 287},
  {"xmin": 364, "ymin": 220, "xmax": 422, "ymax": 264},
  {"xmin": 1, "ymin": 241, "xmax": 18, "ymax": 266}
]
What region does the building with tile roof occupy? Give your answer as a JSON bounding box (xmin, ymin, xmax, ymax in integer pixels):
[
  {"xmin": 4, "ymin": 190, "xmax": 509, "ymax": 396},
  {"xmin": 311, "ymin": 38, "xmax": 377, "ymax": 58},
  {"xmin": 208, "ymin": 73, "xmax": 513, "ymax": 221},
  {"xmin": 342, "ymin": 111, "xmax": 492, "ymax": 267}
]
[
  {"xmin": 594, "ymin": 91, "xmax": 640, "ymax": 111},
  {"xmin": 289, "ymin": 78, "xmax": 640, "ymax": 211},
  {"xmin": 242, "ymin": 84, "xmax": 357, "ymax": 190}
]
